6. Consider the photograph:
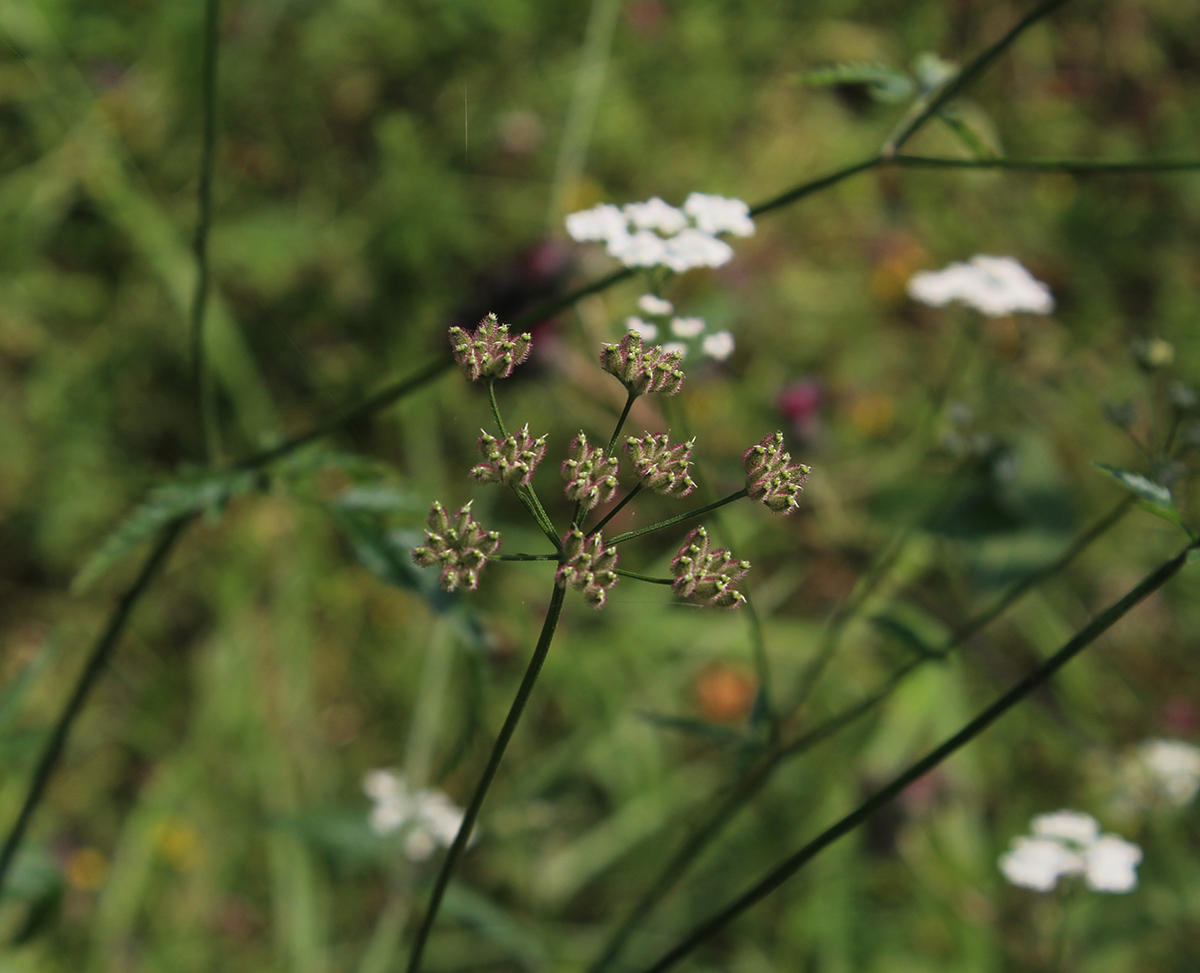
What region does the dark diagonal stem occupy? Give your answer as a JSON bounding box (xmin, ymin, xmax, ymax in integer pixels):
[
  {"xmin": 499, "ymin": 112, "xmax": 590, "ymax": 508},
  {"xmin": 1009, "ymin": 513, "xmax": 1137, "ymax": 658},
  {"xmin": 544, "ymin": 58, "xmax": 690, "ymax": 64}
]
[
  {"xmin": 637, "ymin": 539, "xmax": 1196, "ymax": 973},
  {"xmin": 609, "ymin": 489, "xmax": 748, "ymax": 545},
  {"xmin": 589, "ymin": 483, "xmax": 643, "ymax": 538},
  {"xmin": 886, "ymin": 0, "xmax": 1073, "ymax": 155},
  {"xmin": 0, "ymin": 518, "xmax": 191, "ymax": 895},
  {"xmin": 405, "ymin": 581, "xmax": 568, "ymax": 973},
  {"xmin": 590, "ymin": 495, "xmax": 1134, "ymax": 971}
]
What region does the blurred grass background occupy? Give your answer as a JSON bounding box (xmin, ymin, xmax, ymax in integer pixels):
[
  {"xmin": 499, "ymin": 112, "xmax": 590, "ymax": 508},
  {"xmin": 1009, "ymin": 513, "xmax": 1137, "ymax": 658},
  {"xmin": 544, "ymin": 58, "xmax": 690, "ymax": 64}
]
[{"xmin": 3, "ymin": 0, "xmax": 1200, "ymax": 969}]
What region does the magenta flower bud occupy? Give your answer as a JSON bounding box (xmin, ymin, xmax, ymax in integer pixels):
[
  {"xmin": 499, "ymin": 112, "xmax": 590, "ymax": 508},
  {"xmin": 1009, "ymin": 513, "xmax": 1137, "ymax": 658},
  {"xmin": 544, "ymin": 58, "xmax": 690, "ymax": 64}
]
[
  {"xmin": 742, "ymin": 432, "xmax": 811, "ymax": 514},
  {"xmin": 448, "ymin": 313, "xmax": 532, "ymax": 382},
  {"xmin": 670, "ymin": 527, "xmax": 749, "ymax": 609},
  {"xmin": 470, "ymin": 425, "xmax": 548, "ymax": 487},
  {"xmin": 625, "ymin": 434, "xmax": 696, "ymax": 497},
  {"xmin": 411, "ymin": 500, "xmax": 501, "ymax": 592},
  {"xmin": 555, "ymin": 528, "xmax": 619, "ymax": 608},
  {"xmin": 561, "ymin": 433, "xmax": 620, "ymax": 511},
  {"xmin": 599, "ymin": 331, "xmax": 685, "ymax": 396}
]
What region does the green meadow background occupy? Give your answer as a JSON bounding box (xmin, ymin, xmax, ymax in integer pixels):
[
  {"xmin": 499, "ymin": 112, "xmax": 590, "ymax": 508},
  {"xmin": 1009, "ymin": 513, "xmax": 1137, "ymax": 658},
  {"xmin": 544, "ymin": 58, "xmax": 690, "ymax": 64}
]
[{"xmin": 3, "ymin": 0, "xmax": 1200, "ymax": 970}]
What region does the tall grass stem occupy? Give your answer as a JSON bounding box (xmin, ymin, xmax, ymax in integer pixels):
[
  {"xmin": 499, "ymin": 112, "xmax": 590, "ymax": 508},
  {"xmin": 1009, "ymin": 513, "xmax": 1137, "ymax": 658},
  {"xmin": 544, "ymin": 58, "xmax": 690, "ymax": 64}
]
[
  {"xmin": 405, "ymin": 581, "xmax": 568, "ymax": 973},
  {"xmin": 0, "ymin": 518, "xmax": 190, "ymax": 896},
  {"xmin": 637, "ymin": 538, "xmax": 1197, "ymax": 973},
  {"xmin": 190, "ymin": 0, "xmax": 222, "ymax": 464}
]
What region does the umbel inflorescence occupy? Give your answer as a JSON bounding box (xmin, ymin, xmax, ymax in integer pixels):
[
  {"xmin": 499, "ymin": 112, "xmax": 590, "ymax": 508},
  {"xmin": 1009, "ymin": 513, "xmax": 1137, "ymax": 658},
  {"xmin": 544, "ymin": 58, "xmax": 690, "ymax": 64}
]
[{"xmin": 411, "ymin": 313, "xmax": 812, "ymax": 609}]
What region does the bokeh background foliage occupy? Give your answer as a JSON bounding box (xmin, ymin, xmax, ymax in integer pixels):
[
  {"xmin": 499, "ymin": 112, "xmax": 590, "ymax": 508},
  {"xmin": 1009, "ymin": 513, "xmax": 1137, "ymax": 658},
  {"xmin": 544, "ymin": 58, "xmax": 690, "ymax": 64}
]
[{"xmin": 3, "ymin": 0, "xmax": 1200, "ymax": 970}]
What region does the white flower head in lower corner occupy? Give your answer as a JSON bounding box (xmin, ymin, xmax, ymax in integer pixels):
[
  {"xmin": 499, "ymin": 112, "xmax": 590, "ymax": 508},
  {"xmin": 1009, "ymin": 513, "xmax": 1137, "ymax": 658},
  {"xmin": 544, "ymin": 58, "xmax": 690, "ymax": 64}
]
[
  {"xmin": 363, "ymin": 769, "xmax": 470, "ymax": 863},
  {"xmin": 999, "ymin": 809, "xmax": 1142, "ymax": 894},
  {"xmin": 907, "ymin": 255, "xmax": 1054, "ymax": 317}
]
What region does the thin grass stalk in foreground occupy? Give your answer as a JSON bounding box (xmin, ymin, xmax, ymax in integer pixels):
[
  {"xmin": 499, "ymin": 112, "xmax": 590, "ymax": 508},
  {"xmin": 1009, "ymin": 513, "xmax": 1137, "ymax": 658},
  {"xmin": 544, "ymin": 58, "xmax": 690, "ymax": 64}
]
[
  {"xmin": 589, "ymin": 495, "xmax": 1133, "ymax": 971},
  {"xmin": 636, "ymin": 538, "xmax": 1197, "ymax": 973},
  {"xmin": 884, "ymin": 0, "xmax": 1073, "ymax": 155},
  {"xmin": 190, "ymin": 0, "xmax": 221, "ymax": 464},
  {"xmin": 893, "ymin": 153, "xmax": 1200, "ymax": 173},
  {"xmin": 405, "ymin": 582, "xmax": 567, "ymax": 973},
  {"xmin": 0, "ymin": 517, "xmax": 191, "ymax": 896},
  {"xmin": 225, "ymin": 146, "xmax": 1198, "ymax": 477}
]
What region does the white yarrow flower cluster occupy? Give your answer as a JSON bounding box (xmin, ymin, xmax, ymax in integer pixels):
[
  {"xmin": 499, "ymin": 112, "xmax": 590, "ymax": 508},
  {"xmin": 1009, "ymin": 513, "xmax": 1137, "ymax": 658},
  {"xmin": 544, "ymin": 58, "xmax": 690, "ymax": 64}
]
[
  {"xmin": 566, "ymin": 193, "xmax": 755, "ymax": 273},
  {"xmin": 624, "ymin": 295, "xmax": 735, "ymax": 362},
  {"xmin": 1139, "ymin": 739, "xmax": 1200, "ymax": 804},
  {"xmin": 999, "ymin": 810, "xmax": 1142, "ymax": 894},
  {"xmin": 1116, "ymin": 738, "xmax": 1200, "ymax": 810},
  {"xmin": 907, "ymin": 255, "xmax": 1055, "ymax": 317},
  {"xmin": 363, "ymin": 769, "xmax": 469, "ymax": 862}
]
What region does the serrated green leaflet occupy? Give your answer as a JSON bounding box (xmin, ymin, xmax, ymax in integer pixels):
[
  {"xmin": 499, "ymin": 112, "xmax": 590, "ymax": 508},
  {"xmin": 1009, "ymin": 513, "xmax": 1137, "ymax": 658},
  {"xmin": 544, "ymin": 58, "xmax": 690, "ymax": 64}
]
[{"xmin": 72, "ymin": 471, "xmax": 259, "ymax": 593}]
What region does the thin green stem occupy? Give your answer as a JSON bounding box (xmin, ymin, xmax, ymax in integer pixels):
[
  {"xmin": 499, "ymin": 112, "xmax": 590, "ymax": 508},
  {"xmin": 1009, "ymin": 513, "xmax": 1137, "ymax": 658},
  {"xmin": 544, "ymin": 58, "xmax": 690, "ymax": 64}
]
[
  {"xmin": 225, "ymin": 146, "xmax": 1198, "ymax": 477},
  {"xmin": 234, "ymin": 357, "xmax": 452, "ymax": 471},
  {"xmin": 587, "ymin": 751, "xmax": 779, "ymax": 973},
  {"xmin": 606, "ymin": 391, "xmax": 638, "ymax": 455},
  {"xmin": 589, "ymin": 494, "xmax": 1133, "ymax": 972},
  {"xmin": 405, "ymin": 581, "xmax": 568, "ymax": 973},
  {"xmin": 589, "ymin": 483, "xmax": 642, "ymax": 537},
  {"xmin": 1049, "ymin": 889, "xmax": 1074, "ymax": 973},
  {"xmin": 637, "ymin": 538, "xmax": 1197, "ymax": 973},
  {"xmin": 190, "ymin": 0, "xmax": 222, "ymax": 464},
  {"xmin": 512, "ymin": 488, "xmax": 562, "ymax": 549},
  {"xmin": 950, "ymin": 495, "xmax": 1134, "ymax": 647},
  {"xmin": 782, "ymin": 519, "xmax": 916, "ymax": 718},
  {"xmin": 750, "ymin": 155, "xmax": 884, "ymax": 218},
  {"xmin": 495, "ymin": 553, "xmax": 559, "ymax": 562},
  {"xmin": 485, "ymin": 379, "xmax": 559, "ymax": 548},
  {"xmin": 486, "ymin": 379, "xmax": 509, "ymax": 438},
  {"xmin": 609, "ymin": 489, "xmax": 749, "ymax": 545},
  {"xmin": 615, "ymin": 569, "xmax": 673, "ymax": 585},
  {"xmin": 885, "ymin": 0, "xmax": 1073, "ymax": 156},
  {"xmin": 892, "ymin": 153, "xmax": 1200, "ymax": 173},
  {"xmin": 0, "ymin": 517, "xmax": 191, "ymax": 896}
]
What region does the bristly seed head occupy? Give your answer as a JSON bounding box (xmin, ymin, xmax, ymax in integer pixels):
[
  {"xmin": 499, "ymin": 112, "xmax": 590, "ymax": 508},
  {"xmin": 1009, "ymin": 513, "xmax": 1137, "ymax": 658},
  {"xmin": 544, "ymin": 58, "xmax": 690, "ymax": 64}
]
[
  {"xmin": 625, "ymin": 433, "xmax": 696, "ymax": 497},
  {"xmin": 742, "ymin": 431, "xmax": 810, "ymax": 514},
  {"xmin": 555, "ymin": 528, "xmax": 619, "ymax": 608},
  {"xmin": 670, "ymin": 526, "xmax": 749, "ymax": 609},
  {"xmin": 561, "ymin": 433, "xmax": 620, "ymax": 511},
  {"xmin": 470, "ymin": 425, "xmax": 547, "ymax": 487},
  {"xmin": 448, "ymin": 313, "xmax": 532, "ymax": 382},
  {"xmin": 411, "ymin": 500, "xmax": 501, "ymax": 592},
  {"xmin": 599, "ymin": 331, "xmax": 685, "ymax": 396}
]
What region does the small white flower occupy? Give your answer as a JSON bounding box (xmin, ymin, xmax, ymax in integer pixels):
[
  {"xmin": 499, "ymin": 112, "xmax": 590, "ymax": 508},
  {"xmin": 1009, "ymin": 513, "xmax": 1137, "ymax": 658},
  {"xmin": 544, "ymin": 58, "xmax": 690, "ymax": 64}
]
[
  {"xmin": 624, "ymin": 197, "xmax": 688, "ymax": 234},
  {"xmin": 670, "ymin": 316, "xmax": 706, "ymax": 338},
  {"xmin": 907, "ymin": 255, "xmax": 1054, "ymax": 317},
  {"xmin": 637, "ymin": 294, "xmax": 674, "ymax": 316},
  {"xmin": 1139, "ymin": 739, "xmax": 1200, "ymax": 805},
  {"xmin": 1000, "ymin": 837, "xmax": 1085, "ymax": 892},
  {"xmin": 607, "ymin": 229, "xmax": 670, "ymax": 268},
  {"xmin": 1084, "ymin": 835, "xmax": 1143, "ymax": 893},
  {"xmin": 565, "ymin": 203, "xmax": 629, "ymax": 243},
  {"xmin": 662, "ymin": 228, "xmax": 734, "ymax": 273},
  {"xmin": 626, "ymin": 316, "xmax": 658, "ymax": 341},
  {"xmin": 362, "ymin": 769, "xmax": 470, "ymax": 863},
  {"xmin": 1000, "ymin": 809, "xmax": 1142, "ymax": 894},
  {"xmin": 660, "ymin": 341, "xmax": 689, "ymax": 359},
  {"xmin": 683, "ymin": 192, "xmax": 756, "ymax": 237},
  {"xmin": 701, "ymin": 330, "xmax": 735, "ymax": 361},
  {"xmin": 1032, "ymin": 810, "xmax": 1100, "ymax": 845}
]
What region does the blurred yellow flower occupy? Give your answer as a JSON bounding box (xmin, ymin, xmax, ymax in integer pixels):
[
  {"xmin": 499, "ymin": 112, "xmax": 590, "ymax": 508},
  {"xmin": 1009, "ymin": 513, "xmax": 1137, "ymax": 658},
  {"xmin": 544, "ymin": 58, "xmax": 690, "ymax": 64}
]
[{"xmin": 66, "ymin": 847, "xmax": 107, "ymax": 891}]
